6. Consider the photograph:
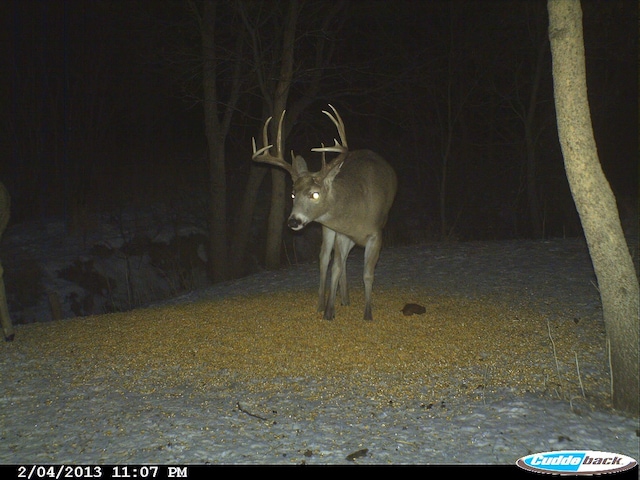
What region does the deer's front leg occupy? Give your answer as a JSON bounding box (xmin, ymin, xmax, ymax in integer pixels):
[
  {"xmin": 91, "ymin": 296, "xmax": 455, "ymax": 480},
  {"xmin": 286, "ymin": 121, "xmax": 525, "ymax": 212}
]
[
  {"xmin": 324, "ymin": 234, "xmax": 354, "ymax": 320},
  {"xmin": 318, "ymin": 227, "xmax": 336, "ymax": 312}
]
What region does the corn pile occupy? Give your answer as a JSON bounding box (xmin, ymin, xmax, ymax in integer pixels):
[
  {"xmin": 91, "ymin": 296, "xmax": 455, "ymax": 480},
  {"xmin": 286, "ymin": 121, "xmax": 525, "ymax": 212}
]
[{"xmin": 5, "ymin": 287, "xmax": 610, "ymax": 409}]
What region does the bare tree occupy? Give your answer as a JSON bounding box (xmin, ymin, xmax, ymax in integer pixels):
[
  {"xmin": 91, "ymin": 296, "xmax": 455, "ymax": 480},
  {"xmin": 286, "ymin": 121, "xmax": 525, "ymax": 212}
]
[
  {"xmin": 548, "ymin": 0, "xmax": 639, "ymax": 415},
  {"xmin": 0, "ymin": 182, "xmax": 14, "ymax": 341},
  {"xmin": 486, "ymin": 3, "xmax": 551, "ymax": 239},
  {"xmin": 263, "ymin": 0, "xmax": 298, "ymax": 270},
  {"xmin": 436, "ymin": 5, "xmax": 482, "ymax": 239},
  {"xmin": 230, "ymin": 0, "xmax": 299, "ymax": 271},
  {"xmin": 510, "ymin": 3, "xmax": 550, "ymax": 238},
  {"xmin": 198, "ymin": 0, "xmax": 245, "ymax": 282},
  {"xmin": 231, "ymin": 0, "xmax": 346, "ymax": 273}
]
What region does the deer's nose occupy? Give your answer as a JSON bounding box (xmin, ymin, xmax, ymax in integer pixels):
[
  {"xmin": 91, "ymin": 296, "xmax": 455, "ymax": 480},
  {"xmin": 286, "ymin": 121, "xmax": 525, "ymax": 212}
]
[
  {"xmin": 288, "ymin": 216, "xmax": 303, "ymax": 230},
  {"xmin": 287, "ymin": 217, "xmax": 300, "ymax": 229}
]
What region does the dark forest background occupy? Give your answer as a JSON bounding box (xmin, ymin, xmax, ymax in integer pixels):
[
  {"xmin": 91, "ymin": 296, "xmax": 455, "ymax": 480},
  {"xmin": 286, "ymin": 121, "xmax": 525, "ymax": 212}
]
[{"xmin": 0, "ymin": 0, "xmax": 637, "ymax": 283}]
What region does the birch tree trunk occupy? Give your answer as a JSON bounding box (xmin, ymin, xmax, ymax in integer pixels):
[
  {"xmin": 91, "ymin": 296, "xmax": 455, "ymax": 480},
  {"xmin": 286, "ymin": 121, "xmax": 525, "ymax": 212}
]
[{"xmin": 547, "ymin": 0, "xmax": 639, "ymax": 416}]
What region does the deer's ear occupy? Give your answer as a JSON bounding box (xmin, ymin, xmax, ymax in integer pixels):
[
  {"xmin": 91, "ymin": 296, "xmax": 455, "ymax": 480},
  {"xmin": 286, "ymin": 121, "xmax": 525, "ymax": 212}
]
[
  {"xmin": 322, "ymin": 161, "xmax": 343, "ymax": 187},
  {"xmin": 292, "ymin": 155, "xmax": 308, "ymax": 178}
]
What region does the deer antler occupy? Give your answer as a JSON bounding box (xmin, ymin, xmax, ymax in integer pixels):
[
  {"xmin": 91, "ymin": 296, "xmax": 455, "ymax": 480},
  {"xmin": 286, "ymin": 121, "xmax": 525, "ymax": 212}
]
[
  {"xmin": 311, "ymin": 105, "xmax": 348, "ymax": 176},
  {"xmin": 311, "ymin": 104, "xmax": 349, "ymax": 154},
  {"xmin": 251, "ymin": 110, "xmax": 294, "ymax": 176}
]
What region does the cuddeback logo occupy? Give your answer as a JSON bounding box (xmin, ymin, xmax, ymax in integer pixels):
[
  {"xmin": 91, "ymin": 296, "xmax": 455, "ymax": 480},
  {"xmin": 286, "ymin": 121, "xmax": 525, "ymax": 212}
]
[{"xmin": 516, "ymin": 450, "xmax": 637, "ymax": 475}]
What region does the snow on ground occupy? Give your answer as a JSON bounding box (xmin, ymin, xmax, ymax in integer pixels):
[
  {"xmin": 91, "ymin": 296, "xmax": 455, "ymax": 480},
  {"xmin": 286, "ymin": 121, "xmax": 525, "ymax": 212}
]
[{"xmin": 0, "ymin": 216, "xmax": 638, "ymax": 467}]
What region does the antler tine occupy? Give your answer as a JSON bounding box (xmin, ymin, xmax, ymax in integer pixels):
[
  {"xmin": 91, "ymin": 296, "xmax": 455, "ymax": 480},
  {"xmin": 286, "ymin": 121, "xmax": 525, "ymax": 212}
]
[
  {"xmin": 320, "ymin": 143, "xmax": 327, "ymax": 170},
  {"xmin": 251, "ymin": 111, "xmax": 293, "ymax": 176},
  {"xmin": 324, "ymin": 104, "xmax": 348, "ymax": 149},
  {"xmin": 316, "ymin": 141, "xmax": 344, "ymax": 177},
  {"xmin": 275, "ymin": 109, "xmax": 285, "ymax": 155},
  {"xmin": 252, "ymin": 116, "xmax": 273, "ymax": 158},
  {"xmin": 311, "ymin": 104, "xmax": 349, "ymax": 154}
]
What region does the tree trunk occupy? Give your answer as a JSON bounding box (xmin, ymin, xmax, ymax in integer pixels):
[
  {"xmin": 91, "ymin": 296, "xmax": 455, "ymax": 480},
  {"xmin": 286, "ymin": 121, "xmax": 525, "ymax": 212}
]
[
  {"xmin": 230, "ymin": 165, "xmax": 267, "ymax": 278},
  {"xmin": 201, "ymin": 1, "xmax": 228, "ymax": 282},
  {"xmin": 200, "ymin": 1, "xmax": 245, "ymax": 282},
  {"xmin": 232, "ymin": 0, "xmax": 342, "ymax": 274},
  {"xmin": 207, "ymin": 141, "xmax": 228, "ymax": 282},
  {"xmin": 234, "ymin": 0, "xmax": 342, "ymax": 272},
  {"xmin": 0, "ymin": 181, "xmax": 15, "ymax": 341},
  {"xmin": 547, "ymin": 0, "xmax": 639, "ymax": 416},
  {"xmin": 263, "ymin": 0, "xmax": 298, "ymax": 270},
  {"xmin": 524, "ymin": 33, "xmax": 547, "ymax": 238}
]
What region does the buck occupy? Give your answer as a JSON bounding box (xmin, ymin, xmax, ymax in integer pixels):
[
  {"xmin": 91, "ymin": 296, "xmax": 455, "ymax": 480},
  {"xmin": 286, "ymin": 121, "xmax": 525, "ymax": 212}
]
[{"xmin": 252, "ymin": 105, "xmax": 397, "ymax": 320}]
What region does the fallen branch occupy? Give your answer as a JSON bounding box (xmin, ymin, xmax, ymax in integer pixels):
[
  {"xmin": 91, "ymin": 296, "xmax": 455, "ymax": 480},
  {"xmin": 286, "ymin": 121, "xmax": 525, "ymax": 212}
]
[{"xmin": 236, "ymin": 402, "xmax": 268, "ymax": 421}]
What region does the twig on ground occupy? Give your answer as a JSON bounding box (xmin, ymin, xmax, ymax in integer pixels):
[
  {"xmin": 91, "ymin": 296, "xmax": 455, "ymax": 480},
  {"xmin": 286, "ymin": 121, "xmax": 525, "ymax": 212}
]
[
  {"xmin": 574, "ymin": 351, "xmax": 586, "ymax": 398},
  {"xmin": 236, "ymin": 402, "xmax": 268, "ymax": 421},
  {"xmin": 547, "ymin": 319, "xmax": 565, "ymax": 400}
]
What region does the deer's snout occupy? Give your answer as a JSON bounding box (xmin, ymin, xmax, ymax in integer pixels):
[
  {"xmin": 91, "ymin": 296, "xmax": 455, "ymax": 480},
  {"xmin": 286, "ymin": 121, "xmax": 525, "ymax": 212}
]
[{"xmin": 287, "ymin": 215, "xmax": 305, "ymax": 230}]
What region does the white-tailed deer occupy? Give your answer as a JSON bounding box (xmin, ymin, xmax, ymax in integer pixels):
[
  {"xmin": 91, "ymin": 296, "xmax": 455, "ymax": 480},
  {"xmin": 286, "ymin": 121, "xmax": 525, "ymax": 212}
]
[
  {"xmin": 0, "ymin": 181, "xmax": 15, "ymax": 340},
  {"xmin": 252, "ymin": 105, "xmax": 397, "ymax": 320}
]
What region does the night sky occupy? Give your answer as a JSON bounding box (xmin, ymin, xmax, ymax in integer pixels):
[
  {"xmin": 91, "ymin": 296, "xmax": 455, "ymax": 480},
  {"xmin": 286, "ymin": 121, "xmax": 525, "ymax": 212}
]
[{"xmin": 1, "ymin": 0, "xmax": 637, "ymax": 246}]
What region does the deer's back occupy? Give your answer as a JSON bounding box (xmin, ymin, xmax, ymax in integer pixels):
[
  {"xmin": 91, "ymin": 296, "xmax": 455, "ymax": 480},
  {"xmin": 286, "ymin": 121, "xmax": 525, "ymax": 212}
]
[{"xmin": 326, "ymin": 150, "xmax": 397, "ymax": 243}]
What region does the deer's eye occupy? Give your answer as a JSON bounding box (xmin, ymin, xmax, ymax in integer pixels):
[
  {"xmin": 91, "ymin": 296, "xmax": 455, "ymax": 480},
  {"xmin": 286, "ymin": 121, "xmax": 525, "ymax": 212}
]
[
  {"xmin": 291, "ymin": 192, "xmax": 296, "ymax": 199},
  {"xmin": 311, "ymin": 192, "xmax": 320, "ymax": 200}
]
